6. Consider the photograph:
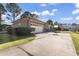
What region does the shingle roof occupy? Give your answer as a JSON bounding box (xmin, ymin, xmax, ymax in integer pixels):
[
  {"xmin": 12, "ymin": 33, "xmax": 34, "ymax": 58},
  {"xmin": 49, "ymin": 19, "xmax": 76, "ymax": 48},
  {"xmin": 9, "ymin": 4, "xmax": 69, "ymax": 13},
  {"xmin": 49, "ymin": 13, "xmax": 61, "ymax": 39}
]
[{"xmin": 13, "ymin": 16, "xmax": 45, "ymax": 24}]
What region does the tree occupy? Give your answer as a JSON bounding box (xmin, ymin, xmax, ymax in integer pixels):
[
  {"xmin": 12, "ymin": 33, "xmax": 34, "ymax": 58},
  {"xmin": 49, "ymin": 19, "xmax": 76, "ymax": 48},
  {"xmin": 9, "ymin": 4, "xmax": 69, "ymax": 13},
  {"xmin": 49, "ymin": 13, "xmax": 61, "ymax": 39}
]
[
  {"xmin": 6, "ymin": 3, "xmax": 21, "ymax": 22},
  {"xmin": 53, "ymin": 21, "xmax": 61, "ymax": 32},
  {"xmin": 47, "ymin": 19, "xmax": 53, "ymax": 25},
  {"xmin": 21, "ymin": 11, "xmax": 38, "ymax": 19},
  {"xmin": 72, "ymin": 23, "xmax": 77, "ymax": 32},
  {"xmin": 21, "ymin": 11, "xmax": 31, "ymax": 19},
  {"xmin": 31, "ymin": 13, "xmax": 38, "ymax": 18},
  {"xmin": 0, "ymin": 4, "xmax": 6, "ymax": 31},
  {"xmin": 54, "ymin": 21, "xmax": 59, "ymax": 25},
  {"xmin": 72, "ymin": 23, "xmax": 77, "ymax": 26},
  {"xmin": 46, "ymin": 19, "xmax": 54, "ymax": 31},
  {"xmin": 6, "ymin": 3, "xmax": 21, "ymax": 39}
]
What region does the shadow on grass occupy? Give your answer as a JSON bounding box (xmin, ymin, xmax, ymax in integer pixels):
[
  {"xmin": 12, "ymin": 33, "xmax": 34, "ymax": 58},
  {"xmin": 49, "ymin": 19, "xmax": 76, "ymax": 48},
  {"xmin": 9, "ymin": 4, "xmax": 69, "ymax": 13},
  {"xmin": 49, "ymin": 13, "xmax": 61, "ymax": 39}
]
[{"xmin": 0, "ymin": 33, "xmax": 35, "ymax": 44}]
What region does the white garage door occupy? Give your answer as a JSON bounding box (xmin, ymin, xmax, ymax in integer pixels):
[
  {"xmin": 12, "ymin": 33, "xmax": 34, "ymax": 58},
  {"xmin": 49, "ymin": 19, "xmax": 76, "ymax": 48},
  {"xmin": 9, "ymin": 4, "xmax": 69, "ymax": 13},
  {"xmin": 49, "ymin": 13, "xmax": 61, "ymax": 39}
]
[{"xmin": 31, "ymin": 26, "xmax": 44, "ymax": 33}]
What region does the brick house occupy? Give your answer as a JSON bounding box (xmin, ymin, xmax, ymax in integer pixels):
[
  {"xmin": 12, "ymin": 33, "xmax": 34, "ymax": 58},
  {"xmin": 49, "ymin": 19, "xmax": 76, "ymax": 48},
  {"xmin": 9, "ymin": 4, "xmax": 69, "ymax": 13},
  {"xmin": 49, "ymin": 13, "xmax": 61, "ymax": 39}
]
[{"xmin": 12, "ymin": 17, "xmax": 45, "ymax": 33}]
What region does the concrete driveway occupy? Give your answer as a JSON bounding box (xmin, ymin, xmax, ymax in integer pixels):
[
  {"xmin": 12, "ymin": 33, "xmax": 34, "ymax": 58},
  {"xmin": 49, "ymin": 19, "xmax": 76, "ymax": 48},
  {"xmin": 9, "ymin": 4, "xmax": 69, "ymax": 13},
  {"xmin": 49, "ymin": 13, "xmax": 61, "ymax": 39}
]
[{"xmin": 0, "ymin": 32, "xmax": 77, "ymax": 56}]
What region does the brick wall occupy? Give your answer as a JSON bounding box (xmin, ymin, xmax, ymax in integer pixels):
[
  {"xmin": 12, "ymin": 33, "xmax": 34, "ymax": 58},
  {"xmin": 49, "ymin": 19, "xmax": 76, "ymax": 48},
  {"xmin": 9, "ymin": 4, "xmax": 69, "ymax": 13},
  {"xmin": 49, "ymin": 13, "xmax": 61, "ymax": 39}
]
[{"xmin": 12, "ymin": 17, "xmax": 44, "ymax": 28}]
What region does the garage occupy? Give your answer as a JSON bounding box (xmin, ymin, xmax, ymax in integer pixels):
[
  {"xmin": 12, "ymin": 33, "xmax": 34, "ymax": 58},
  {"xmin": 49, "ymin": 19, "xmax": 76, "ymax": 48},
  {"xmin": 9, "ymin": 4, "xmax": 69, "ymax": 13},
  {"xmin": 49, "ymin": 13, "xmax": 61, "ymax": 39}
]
[{"xmin": 31, "ymin": 25, "xmax": 44, "ymax": 33}]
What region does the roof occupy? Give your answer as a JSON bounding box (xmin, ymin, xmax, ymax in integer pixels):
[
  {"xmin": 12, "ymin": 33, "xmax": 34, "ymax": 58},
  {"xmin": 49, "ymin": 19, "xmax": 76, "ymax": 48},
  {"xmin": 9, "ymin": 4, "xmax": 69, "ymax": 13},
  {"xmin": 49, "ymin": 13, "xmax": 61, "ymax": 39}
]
[{"xmin": 13, "ymin": 17, "xmax": 45, "ymax": 24}]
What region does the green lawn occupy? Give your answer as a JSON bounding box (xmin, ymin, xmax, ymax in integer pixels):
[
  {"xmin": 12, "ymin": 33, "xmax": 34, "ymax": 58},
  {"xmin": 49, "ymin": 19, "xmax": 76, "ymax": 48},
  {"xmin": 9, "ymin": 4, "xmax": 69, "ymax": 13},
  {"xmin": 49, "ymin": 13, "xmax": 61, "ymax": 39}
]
[
  {"xmin": 70, "ymin": 32, "xmax": 79, "ymax": 55},
  {"xmin": 0, "ymin": 37, "xmax": 34, "ymax": 50},
  {"xmin": 0, "ymin": 33, "xmax": 17, "ymax": 44},
  {"xmin": 0, "ymin": 33, "xmax": 34, "ymax": 50}
]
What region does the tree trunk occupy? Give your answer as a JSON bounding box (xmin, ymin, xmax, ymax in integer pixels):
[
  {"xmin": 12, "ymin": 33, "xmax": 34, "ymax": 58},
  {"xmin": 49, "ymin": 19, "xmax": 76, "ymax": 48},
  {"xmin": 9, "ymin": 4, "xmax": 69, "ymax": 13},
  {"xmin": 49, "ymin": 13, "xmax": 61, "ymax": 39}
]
[
  {"xmin": 12, "ymin": 13, "xmax": 16, "ymax": 34},
  {"xmin": 0, "ymin": 10, "xmax": 2, "ymax": 31},
  {"xmin": 10, "ymin": 13, "xmax": 17, "ymax": 40}
]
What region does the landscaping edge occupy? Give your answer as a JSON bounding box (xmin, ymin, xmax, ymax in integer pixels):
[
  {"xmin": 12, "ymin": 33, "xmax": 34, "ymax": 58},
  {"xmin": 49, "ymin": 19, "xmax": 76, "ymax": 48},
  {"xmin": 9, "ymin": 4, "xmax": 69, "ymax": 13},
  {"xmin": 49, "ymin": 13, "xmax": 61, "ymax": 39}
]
[{"xmin": 0, "ymin": 37, "xmax": 34, "ymax": 50}]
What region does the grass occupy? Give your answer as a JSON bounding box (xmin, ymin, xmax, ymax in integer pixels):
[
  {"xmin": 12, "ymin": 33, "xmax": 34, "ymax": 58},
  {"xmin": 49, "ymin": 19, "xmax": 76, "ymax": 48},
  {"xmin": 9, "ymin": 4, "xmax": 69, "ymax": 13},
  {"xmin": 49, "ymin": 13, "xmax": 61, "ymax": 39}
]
[
  {"xmin": 0, "ymin": 33, "xmax": 17, "ymax": 44},
  {"xmin": 0, "ymin": 32, "xmax": 35, "ymax": 50},
  {"xmin": 70, "ymin": 32, "xmax": 79, "ymax": 55},
  {"xmin": 0, "ymin": 36, "xmax": 34, "ymax": 50}
]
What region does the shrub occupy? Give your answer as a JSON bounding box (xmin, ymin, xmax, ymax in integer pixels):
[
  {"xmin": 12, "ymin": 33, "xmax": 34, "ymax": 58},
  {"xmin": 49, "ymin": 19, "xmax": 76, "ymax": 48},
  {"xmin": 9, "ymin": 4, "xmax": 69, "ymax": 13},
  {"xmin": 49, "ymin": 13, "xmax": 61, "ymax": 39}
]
[
  {"xmin": 64, "ymin": 28, "xmax": 69, "ymax": 31},
  {"xmin": 6, "ymin": 27, "xmax": 35, "ymax": 36},
  {"xmin": 15, "ymin": 27, "xmax": 35, "ymax": 36},
  {"xmin": 6, "ymin": 27, "xmax": 13, "ymax": 34}
]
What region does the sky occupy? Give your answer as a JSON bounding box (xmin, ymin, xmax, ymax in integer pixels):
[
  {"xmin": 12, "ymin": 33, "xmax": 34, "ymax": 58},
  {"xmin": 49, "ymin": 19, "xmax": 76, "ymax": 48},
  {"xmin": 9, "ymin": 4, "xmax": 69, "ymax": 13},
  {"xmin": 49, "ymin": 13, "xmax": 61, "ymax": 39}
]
[{"xmin": 2, "ymin": 3, "xmax": 79, "ymax": 24}]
